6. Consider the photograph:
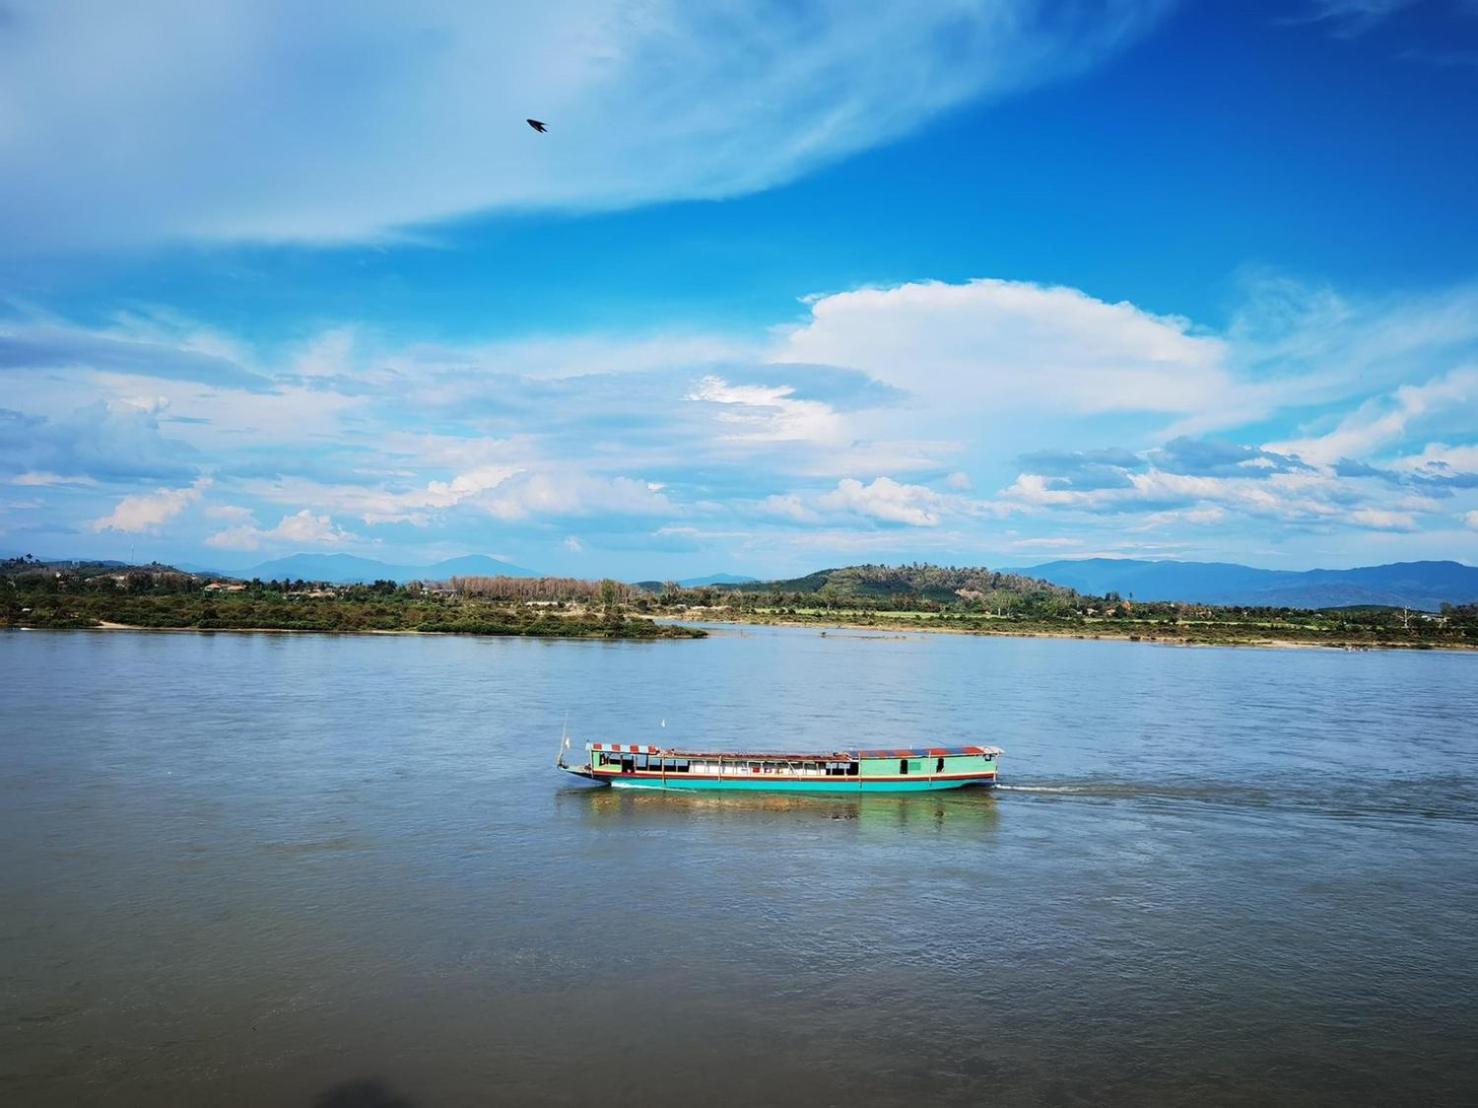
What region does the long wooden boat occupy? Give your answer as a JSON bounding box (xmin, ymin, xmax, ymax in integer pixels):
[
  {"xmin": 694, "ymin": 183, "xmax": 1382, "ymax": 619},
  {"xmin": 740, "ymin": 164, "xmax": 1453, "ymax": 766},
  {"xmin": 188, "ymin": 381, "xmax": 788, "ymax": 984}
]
[{"xmin": 557, "ymin": 741, "xmax": 1001, "ymax": 793}]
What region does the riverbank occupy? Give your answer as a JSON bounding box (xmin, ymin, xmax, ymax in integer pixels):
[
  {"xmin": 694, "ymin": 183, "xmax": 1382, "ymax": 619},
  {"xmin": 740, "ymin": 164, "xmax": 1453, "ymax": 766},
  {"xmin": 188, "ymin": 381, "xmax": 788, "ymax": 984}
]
[
  {"xmin": 44, "ymin": 620, "xmax": 705, "ymax": 640},
  {"xmin": 4, "ymin": 593, "xmax": 704, "ymax": 640},
  {"xmin": 663, "ymin": 609, "xmax": 1477, "ymax": 651}
]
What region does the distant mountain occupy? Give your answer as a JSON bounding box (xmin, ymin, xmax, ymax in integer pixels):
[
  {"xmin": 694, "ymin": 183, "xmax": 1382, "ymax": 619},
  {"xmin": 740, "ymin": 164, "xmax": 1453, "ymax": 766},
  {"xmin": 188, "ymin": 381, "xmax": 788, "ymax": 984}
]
[
  {"xmin": 1006, "ymin": 558, "xmax": 1478, "ymax": 611},
  {"xmin": 244, "ymin": 552, "xmax": 538, "ymax": 584},
  {"xmin": 174, "ymin": 561, "xmax": 232, "ymax": 577},
  {"xmin": 632, "ymin": 573, "xmax": 761, "ymax": 591},
  {"xmin": 678, "ymin": 573, "xmax": 759, "ymax": 587}
]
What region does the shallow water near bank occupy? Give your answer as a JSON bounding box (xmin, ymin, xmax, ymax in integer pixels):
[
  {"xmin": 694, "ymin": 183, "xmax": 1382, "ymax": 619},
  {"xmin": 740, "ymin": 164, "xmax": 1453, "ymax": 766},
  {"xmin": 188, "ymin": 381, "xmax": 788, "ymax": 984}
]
[{"xmin": 2, "ymin": 625, "xmax": 1476, "ymax": 1105}]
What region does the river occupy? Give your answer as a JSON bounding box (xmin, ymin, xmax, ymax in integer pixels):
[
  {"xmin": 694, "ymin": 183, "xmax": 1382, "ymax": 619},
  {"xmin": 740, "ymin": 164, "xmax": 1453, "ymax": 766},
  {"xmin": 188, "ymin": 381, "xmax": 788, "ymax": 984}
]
[{"xmin": 2, "ymin": 625, "xmax": 1475, "ymax": 1105}]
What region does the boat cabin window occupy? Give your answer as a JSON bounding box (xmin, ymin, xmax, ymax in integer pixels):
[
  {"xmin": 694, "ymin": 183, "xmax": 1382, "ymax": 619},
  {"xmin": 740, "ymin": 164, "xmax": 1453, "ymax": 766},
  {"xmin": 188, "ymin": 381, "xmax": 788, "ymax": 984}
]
[
  {"xmin": 899, "ymin": 759, "xmax": 909, "ymax": 775},
  {"xmin": 936, "ymin": 757, "xmax": 945, "ymax": 773},
  {"xmin": 847, "ymin": 761, "xmax": 858, "ymax": 776}
]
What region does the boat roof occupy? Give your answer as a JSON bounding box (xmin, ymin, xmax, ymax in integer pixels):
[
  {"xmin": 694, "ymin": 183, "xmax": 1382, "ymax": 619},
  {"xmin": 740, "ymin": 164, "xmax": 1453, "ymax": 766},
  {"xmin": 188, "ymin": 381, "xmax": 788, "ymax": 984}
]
[
  {"xmin": 586, "ymin": 742, "xmax": 1001, "ymax": 759},
  {"xmin": 851, "ymin": 745, "xmax": 1002, "ymax": 758}
]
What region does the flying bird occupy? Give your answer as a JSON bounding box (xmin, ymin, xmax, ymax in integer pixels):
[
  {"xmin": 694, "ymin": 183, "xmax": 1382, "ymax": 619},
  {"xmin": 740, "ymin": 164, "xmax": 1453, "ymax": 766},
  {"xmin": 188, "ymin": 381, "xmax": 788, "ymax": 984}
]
[{"xmin": 526, "ymin": 118, "xmax": 547, "ymax": 133}]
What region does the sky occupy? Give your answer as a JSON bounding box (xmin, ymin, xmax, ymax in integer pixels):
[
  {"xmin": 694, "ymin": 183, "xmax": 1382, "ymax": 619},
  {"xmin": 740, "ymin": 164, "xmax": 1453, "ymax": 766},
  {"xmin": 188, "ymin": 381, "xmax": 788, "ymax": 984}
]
[{"xmin": 3, "ymin": 0, "xmax": 1478, "ymax": 579}]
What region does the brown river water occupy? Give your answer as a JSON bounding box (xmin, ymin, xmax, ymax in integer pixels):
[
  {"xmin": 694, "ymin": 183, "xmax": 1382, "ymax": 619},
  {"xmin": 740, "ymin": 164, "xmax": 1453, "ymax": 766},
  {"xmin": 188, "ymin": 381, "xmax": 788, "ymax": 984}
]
[{"xmin": 2, "ymin": 625, "xmax": 1476, "ymax": 1105}]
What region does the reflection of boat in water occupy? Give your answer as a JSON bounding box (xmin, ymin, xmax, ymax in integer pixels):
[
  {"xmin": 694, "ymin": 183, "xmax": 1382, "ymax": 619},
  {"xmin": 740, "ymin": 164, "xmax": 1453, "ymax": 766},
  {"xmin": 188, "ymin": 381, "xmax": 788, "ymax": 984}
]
[
  {"xmin": 566, "ymin": 784, "xmax": 1002, "ymax": 832},
  {"xmin": 557, "ymin": 740, "xmax": 1001, "ymax": 793}
]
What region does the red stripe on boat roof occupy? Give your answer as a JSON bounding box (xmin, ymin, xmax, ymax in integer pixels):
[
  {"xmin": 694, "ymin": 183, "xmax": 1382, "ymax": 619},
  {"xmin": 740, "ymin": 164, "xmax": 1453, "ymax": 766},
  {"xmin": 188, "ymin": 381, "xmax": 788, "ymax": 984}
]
[{"xmin": 584, "ymin": 743, "xmax": 1000, "ymax": 758}]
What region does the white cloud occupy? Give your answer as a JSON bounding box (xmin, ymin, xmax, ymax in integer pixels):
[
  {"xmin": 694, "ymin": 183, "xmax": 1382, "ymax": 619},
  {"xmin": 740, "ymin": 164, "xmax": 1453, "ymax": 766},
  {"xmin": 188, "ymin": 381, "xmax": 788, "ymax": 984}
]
[
  {"xmin": 817, "ymin": 477, "xmax": 947, "ymax": 527},
  {"xmin": 1390, "ymin": 441, "xmax": 1478, "ymax": 478},
  {"xmin": 1268, "ymin": 367, "xmax": 1478, "ymax": 465},
  {"xmin": 480, "ymin": 472, "xmax": 672, "ymax": 522},
  {"xmin": 11, "ymin": 471, "xmax": 97, "ymax": 487},
  {"xmin": 0, "ymin": 1, "xmax": 1170, "ymax": 250},
  {"xmin": 1134, "ymin": 506, "xmax": 1229, "ymax": 529},
  {"xmin": 758, "ymin": 493, "xmax": 822, "ymax": 524},
  {"xmin": 1002, "ymin": 462, "xmax": 1427, "ymax": 530},
  {"xmin": 289, "ymin": 328, "xmax": 357, "ymax": 379},
  {"xmin": 205, "ymin": 504, "xmax": 255, "ymax": 521},
  {"xmin": 562, "ymin": 536, "xmax": 584, "ymax": 553},
  {"xmin": 417, "ymin": 466, "xmax": 527, "ymax": 521},
  {"xmin": 1348, "ymin": 507, "xmax": 1416, "ymax": 531},
  {"xmin": 89, "ymin": 478, "xmax": 210, "ymax": 533},
  {"xmin": 234, "ymin": 462, "xmax": 672, "ymax": 528},
  {"xmin": 687, "ymin": 374, "xmax": 846, "ymax": 446},
  {"xmin": 16, "ymin": 272, "xmax": 1478, "ymax": 567},
  {"xmin": 205, "ymin": 509, "xmax": 358, "ymax": 550},
  {"xmin": 273, "ymin": 509, "xmax": 356, "ymax": 545},
  {"xmin": 1466, "ymin": 510, "xmax": 1478, "ymax": 530},
  {"xmin": 240, "ymin": 466, "xmax": 525, "ymax": 527},
  {"xmin": 204, "ymin": 528, "xmax": 265, "ymax": 551},
  {"xmin": 776, "ymin": 278, "xmax": 1235, "ymax": 417}
]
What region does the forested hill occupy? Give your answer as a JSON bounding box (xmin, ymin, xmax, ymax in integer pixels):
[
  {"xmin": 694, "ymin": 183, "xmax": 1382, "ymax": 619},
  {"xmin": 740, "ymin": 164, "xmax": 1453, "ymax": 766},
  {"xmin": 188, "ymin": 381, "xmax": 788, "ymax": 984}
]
[{"xmin": 718, "ymin": 564, "xmax": 1076, "ymax": 605}]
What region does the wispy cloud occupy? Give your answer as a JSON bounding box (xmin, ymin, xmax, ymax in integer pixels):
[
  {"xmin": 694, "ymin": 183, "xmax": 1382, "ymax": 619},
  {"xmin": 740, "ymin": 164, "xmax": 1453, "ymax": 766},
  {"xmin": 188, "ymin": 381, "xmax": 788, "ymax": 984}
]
[
  {"xmin": 1281, "ymin": 0, "xmax": 1421, "ymax": 37},
  {"xmin": 0, "ymin": 324, "xmax": 271, "ymax": 391},
  {"xmin": 1267, "ymin": 367, "xmax": 1477, "ymax": 465},
  {"xmin": 0, "ymin": 0, "xmax": 1172, "ymax": 251}
]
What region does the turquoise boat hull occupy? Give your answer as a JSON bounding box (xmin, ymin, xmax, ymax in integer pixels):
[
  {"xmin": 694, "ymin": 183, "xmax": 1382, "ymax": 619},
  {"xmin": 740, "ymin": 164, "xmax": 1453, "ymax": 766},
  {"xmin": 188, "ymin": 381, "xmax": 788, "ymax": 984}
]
[{"xmin": 602, "ymin": 774, "xmax": 994, "ymax": 793}]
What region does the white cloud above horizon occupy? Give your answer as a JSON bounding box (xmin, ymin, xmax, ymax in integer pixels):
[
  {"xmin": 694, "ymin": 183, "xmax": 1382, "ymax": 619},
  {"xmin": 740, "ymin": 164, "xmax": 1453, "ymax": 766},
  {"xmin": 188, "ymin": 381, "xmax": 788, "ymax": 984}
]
[
  {"xmin": 205, "ymin": 508, "xmax": 359, "ymax": 551},
  {"xmin": 776, "ymin": 279, "xmax": 1238, "ymax": 419},
  {"xmin": 90, "ymin": 478, "xmax": 210, "ymax": 534},
  {"xmin": 5, "ymin": 272, "xmax": 1478, "ymax": 573}
]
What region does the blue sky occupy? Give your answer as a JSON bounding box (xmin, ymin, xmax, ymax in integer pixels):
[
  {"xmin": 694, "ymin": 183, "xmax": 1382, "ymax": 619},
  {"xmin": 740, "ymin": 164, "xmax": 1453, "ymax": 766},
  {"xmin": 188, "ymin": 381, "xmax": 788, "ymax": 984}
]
[{"xmin": 3, "ymin": 0, "xmax": 1478, "ymax": 578}]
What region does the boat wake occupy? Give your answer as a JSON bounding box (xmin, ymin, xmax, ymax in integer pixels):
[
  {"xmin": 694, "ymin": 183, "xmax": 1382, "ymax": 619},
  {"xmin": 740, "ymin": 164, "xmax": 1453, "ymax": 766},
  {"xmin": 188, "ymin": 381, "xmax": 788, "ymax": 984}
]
[{"xmin": 996, "ymin": 775, "xmax": 1478, "ymax": 826}]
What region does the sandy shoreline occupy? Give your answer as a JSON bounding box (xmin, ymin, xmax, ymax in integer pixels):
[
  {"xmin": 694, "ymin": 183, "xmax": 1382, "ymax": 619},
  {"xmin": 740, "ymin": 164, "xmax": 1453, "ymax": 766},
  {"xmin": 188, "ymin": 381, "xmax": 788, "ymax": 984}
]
[{"xmin": 662, "ymin": 614, "xmax": 1478, "ymax": 653}]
